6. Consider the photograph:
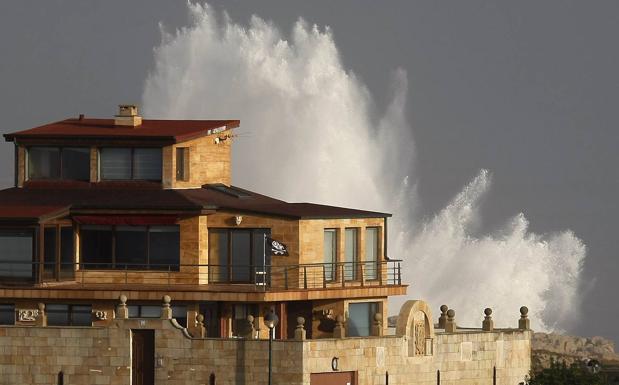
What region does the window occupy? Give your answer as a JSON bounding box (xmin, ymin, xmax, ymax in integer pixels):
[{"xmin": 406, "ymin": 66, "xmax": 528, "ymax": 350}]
[
  {"xmin": 100, "ymin": 147, "xmax": 162, "ymax": 181},
  {"xmin": 176, "ymin": 147, "xmax": 189, "ymax": 181},
  {"xmin": 43, "ymin": 226, "xmax": 74, "ymax": 281},
  {"xmin": 80, "ymin": 225, "xmax": 179, "ymax": 270},
  {"xmin": 128, "ymin": 304, "xmax": 187, "ymax": 327},
  {"xmin": 46, "ymin": 304, "xmax": 92, "ymax": 326},
  {"xmin": 324, "ymin": 229, "xmax": 337, "ymax": 281},
  {"xmin": 0, "ymin": 304, "xmax": 15, "ymax": 325},
  {"xmin": 365, "ymin": 228, "xmax": 379, "ymax": 280},
  {"xmin": 208, "ymin": 229, "xmax": 270, "ymax": 283},
  {"xmin": 347, "ymin": 302, "xmax": 379, "ymax": 337},
  {"xmin": 344, "ymin": 228, "xmax": 358, "ymax": 281},
  {"xmin": 27, "ymin": 147, "xmax": 90, "ymax": 181},
  {"xmin": 0, "ymin": 230, "xmax": 33, "ymax": 279},
  {"xmin": 232, "ymin": 304, "xmax": 258, "ymax": 336}
]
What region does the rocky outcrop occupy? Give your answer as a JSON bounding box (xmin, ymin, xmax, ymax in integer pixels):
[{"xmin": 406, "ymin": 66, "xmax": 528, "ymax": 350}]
[{"xmin": 532, "ymin": 332, "xmax": 619, "ymax": 370}]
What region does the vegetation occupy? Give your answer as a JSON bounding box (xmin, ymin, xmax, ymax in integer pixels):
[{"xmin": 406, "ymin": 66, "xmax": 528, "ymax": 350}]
[{"xmin": 526, "ymin": 360, "xmax": 605, "ymax": 385}]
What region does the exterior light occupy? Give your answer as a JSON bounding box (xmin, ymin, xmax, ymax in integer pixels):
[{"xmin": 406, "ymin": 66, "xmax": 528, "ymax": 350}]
[{"xmin": 264, "ymin": 310, "xmax": 279, "ymax": 385}]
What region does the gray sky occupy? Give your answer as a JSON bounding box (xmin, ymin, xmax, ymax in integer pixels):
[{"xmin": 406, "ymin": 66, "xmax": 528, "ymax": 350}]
[{"xmin": 1, "ymin": 1, "xmax": 618, "ymax": 341}]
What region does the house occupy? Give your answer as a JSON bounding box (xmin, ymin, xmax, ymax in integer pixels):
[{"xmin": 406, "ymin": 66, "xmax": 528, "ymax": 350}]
[{"xmin": 0, "ymin": 106, "xmax": 531, "ymax": 385}]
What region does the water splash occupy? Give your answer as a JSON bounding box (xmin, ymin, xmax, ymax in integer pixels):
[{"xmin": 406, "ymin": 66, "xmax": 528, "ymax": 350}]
[{"xmin": 143, "ymin": 3, "xmax": 586, "ymax": 332}]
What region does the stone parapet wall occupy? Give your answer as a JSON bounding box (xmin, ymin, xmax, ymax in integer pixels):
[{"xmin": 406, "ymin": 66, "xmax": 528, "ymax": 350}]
[{"xmin": 0, "ymin": 317, "xmax": 530, "ymax": 385}]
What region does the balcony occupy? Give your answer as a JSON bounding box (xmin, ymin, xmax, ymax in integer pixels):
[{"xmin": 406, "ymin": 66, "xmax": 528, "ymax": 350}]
[{"xmin": 0, "ymin": 260, "xmax": 403, "ymax": 291}]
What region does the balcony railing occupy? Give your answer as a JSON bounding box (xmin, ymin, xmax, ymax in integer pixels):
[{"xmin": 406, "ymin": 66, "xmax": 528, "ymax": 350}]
[{"xmin": 0, "ymin": 260, "xmax": 403, "ymax": 290}]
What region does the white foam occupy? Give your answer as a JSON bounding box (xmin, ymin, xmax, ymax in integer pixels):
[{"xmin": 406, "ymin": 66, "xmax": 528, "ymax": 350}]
[{"xmin": 142, "ymin": 3, "xmax": 586, "ymax": 332}]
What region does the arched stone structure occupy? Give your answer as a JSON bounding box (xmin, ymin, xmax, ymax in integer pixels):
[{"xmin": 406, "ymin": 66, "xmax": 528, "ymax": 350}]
[{"xmin": 396, "ymin": 300, "xmax": 435, "ymax": 357}]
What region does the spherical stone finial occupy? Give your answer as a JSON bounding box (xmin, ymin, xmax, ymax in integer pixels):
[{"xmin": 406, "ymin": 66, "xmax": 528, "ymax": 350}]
[
  {"xmin": 374, "ymin": 313, "xmax": 382, "ymax": 322},
  {"xmin": 119, "ymin": 294, "xmax": 127, "ymax": 305},
  {"xmin": 447, "ymin": 309, "xmax": 455, "ymax": 319},
  {"xmin": 38, "ymin": 302, "xmax": 45, "ymax": 311},
  {"xmin": 336, "ymin": 315, "xmax": 345, "ymax": 324},
  {"xmin": 162, "ymin": 295, "xmax": 171, "ymax": 305},
  {"xmin": 297, "ymin": 316, "xmax": 305, "ymax": 327},
  {"xmin": 484, "ymin": 308, "xmax": 492, "ymax": 316},
  {"xmin": 196, "ymin": 314, "xmax": 205, "ymax": 323},
  {"xmin": 440, "ymin": 305, "xmax": 448, "ymax": 313},
  {"xmin": 247, "ymin": 315, "xmax": 254, "ymax": 323},
  {"xmin": 520, "ymin": 306, "xmax": 529, "ymax": 317}
]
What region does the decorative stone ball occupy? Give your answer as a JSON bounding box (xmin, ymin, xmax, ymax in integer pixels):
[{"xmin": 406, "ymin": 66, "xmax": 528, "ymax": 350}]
[
  {"xmin": 196, "ymin": 314, "xmax": 205, "ymax": 323},
  {"xmin": 520, "ymin": 306, "xmax": 529, "ymax": 316},
  {"xmin": 484, "ymin": 308, "xmax": 492, "ymax": 316},
  {"xmin": 162, "ymin": 295, "xmax": 172, "ymax": 305},
  {"xmin": 119, "ymin": 294, "xmax": 127, "ymax": 304},
  {"xmin": 336, "ymin": 315, "xmax": 345, "ymax": 324},
  {"xmin": 446, "ymin": 309, "xmax": 455, "ymax": 319},
  {"xmin": 297, "ymin": 316, "xmax": 305, "ymax": 326},
  {"xmin": 247, "ymin": 315, "xmax": 254, "ymax": 323},
  {"xmin": 38, "ymin": 303, "xmax": 45, "ymax": 311},
  {"xmin": 374, "ymin": 313, "xmax": 382, "ymax": 322},
  {"xmin": 440, "ymin": 305, "xmax": 448, "ymax": 313}
]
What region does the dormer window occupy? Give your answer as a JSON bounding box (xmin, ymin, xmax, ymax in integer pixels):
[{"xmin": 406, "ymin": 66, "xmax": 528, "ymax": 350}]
[
  {"xmin": 100, "ymin": 147, "xmax": 162, "ymax": 181},
  {"xmin": 27, "ymin": 146, "xmax": 90, "ymax": 181}
]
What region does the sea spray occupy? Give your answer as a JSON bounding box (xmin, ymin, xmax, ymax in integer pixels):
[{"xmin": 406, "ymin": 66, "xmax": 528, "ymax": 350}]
[{"xmin": 142, "ymin": 3, "xmax": 586, "ymax": 332}]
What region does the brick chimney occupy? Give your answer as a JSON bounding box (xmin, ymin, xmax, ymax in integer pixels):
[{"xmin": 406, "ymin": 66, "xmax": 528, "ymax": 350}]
[{"xmin": 114, "ymin": 104, "xmax": 142, "ymax": 127}]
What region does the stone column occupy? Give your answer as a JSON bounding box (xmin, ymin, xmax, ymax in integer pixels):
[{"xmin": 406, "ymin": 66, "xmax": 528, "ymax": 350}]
[
  {"xmin": 333, "ymin": 315, "xmax": 346, "ymax": 338},
  {"xmin": 438, "ymin": 305, "xmax": 448, "ymax": 329},
  {"xmin": 482, "ymin": 308, "xmax": 493, "ymax": 331},
  {"xmin": 371, "ymin": 313, "xmax": 383, "ymax": 337},
  {"xmin": 444, "ymin": 309, "xmax": 457, "ymax": 333},
  {"xmin": 519, "ymin": 306, "xmax": 530, "ymax": 330},
  {"xmin": 161, "ymin": 295, "xmax": 172, "ymax": 320},
  {"xmin": 35, "ymin": 303, "xmax": 47, "ymax": 327},
  {"xmin": 116, "ymin": 294, "xmax": 128, "ymax": 319},
  {"xmin": 295, "ymin": 317, "xmax": 307, "ymax": 340}
]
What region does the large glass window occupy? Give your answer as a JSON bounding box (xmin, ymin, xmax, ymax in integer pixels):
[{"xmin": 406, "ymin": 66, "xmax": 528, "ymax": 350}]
[
  {"xmin": 80, "ymin": 225, "xmax": 179, "ymax": 270},
  {"xmin": 100, "ymin": 147, "xmax": 162, "ymax": 181},
  {"xmin": 128, "ymin": 304, "xmax": 187, "ymax": 327},
  {"xmin": 347, "ymin": 302, "xmax": 379, "ymax": 337},
  {"xmin": 344, "ymin": 228, "xmax": 358, "ymax": 281},
  {"xmin": 176, "ymin": 147, "xmax": 189, "ymax": 181},
  {"xmin": 46, "ymin": 304, "xmax": 92, "ymax": 326},
  {"xmin": 43, "ymin": 226, "xmax": 75, "ymax": 281},
  {"xmin": 0, "ymin": 304, "xmax": 15, "ymax": 325},
  {"xmin": 365, "ymin": 228, "xmax": 379, "ymax": 280},
  {"xmin": 0, "ymin": 230, "xmax": 33, "ymax": 279},
  {"xmin": 28, "ymin": 147, "xmax": 89, "ymax": 181},
  {"xmin": 208, "ymin": 229, "xmax": 270, "ymax": 283},
  {"xmin": 324, "ymin": 229, "xmax": 337, "ymax": 281}
]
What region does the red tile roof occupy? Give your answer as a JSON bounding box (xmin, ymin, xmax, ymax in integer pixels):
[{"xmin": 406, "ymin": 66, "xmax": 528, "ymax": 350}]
[
  {"xmin": 0, "ymin": 184, "xmax": 390, "ymax": 222},
  {"xmin": 3, "ymin": 118, "xmax": 240, "ymax": 144}
]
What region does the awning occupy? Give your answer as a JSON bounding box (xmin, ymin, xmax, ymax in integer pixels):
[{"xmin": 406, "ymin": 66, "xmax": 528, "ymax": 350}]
[{"xmin": 72, "ymin": 215, "xmax": 178, "ymax": 226}]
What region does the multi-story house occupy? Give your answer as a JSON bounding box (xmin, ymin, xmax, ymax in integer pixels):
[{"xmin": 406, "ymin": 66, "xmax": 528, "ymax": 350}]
[{"xmin": 0, "ymin": 106, "xmax": 531, "ymax": 385}]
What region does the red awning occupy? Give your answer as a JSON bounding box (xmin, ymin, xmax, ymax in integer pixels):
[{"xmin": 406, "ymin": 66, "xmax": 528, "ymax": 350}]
[{"xmin": 72, "ymin": 215, "xmax": 178, "ymax": 226}]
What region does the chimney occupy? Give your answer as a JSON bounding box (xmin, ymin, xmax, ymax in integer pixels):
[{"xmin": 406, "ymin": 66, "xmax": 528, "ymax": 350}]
[{"xmin": 114, "ymin": 104, "xmax": 142, "ymax": 127}]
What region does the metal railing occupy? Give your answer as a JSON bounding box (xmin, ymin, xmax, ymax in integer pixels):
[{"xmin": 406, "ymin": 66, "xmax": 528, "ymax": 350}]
[{"xmin": 0, "ymin": 260, "xmax": 403, "ymax": 289}]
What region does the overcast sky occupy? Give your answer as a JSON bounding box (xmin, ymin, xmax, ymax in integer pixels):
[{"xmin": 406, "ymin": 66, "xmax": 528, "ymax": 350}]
[{"xmin": 1, "ymin": 1, "xmax": 618, "ymax": 342}]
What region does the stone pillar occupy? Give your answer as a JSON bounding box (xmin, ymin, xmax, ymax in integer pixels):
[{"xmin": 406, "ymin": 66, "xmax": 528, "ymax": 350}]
[
  {"xmin": 35, "ymin": 303, "xmax": 47, "ymax": 327},
  {"xmin": 116, "ymin": 294, "xmax": 128, "ymax": 319},
  {"xmin": 482, "ymin": 308, "xmax": 493, "ymax": 331},
  {"xmin": 438, "ymin": 305, "xmax": 448, "ymax": 329},
  {"xmin": 371, "ymin": 313, "xmax": 383, "ymax": 337},
  {"xmin": 161, "ymin": 295, "xmax": 172, "ymax": 320},
  {"xmin": 333, "ymin": 315, "xmax": 346, "ymax": 338},
  {"xmin": 295, "ymin": 317, "xmax": 307, "ymax": 340},
  {"xmin": 444, "ymin": 309, "xmax": 457, "ymax": 333},
  {"xmin": 519, "ymin": 306, "xmax": 530, "ymax": 330},
  {"xmin": 196, "ymin": 314, "xmax": 206, "ymax": 338}
]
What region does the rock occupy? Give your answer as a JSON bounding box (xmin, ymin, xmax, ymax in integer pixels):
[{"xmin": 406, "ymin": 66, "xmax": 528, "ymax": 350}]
[{"xmin": 532, "ymin": 332, "xmax": 619, "ymax": 370}]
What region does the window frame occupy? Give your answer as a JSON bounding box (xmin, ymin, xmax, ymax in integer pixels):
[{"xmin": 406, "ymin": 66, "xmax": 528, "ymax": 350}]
[
  {"xmin": 26, "ymin": 146, "xmax": 90, "ymax": 181},
  {"xmin": 0, "ymin": 228, "xmax": 36, "ymax": 282},
  {"xmin": 207, "ymin": 228, "xmax": 271, "ymax": 283},
  {"xmin": 176, "ymin": 147, "xmax": 190, "ymax": 182},
  {"xmin": 45, "ymin": 303, "xmax": 92, "ymax": 327},
  {"xmin": 347, "ymin": 301, "xmax": 379, "ymax": 337},
  {"xmin": 79, "ymin": 224, "xmax": 180, "ymax": 271},
  {"xmin": 99, "ymin": 147, "xmax": 163, "ymax": 181},
  {"xmin": 323, "ymin": 228, "xmax": 338, "ymax": 282},
  {"xmin": 364, "ymin": 227, "xmax": 380, "ymax": 281},
  {"xmin": 0, "ymin": 303, "xmax": 15, "ymax": 325}
]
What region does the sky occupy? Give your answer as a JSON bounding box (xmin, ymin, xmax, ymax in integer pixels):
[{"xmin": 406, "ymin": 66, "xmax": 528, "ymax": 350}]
[{"xmin": 1, "ymin": 1, "xmax": 618, "ymax": 342}]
